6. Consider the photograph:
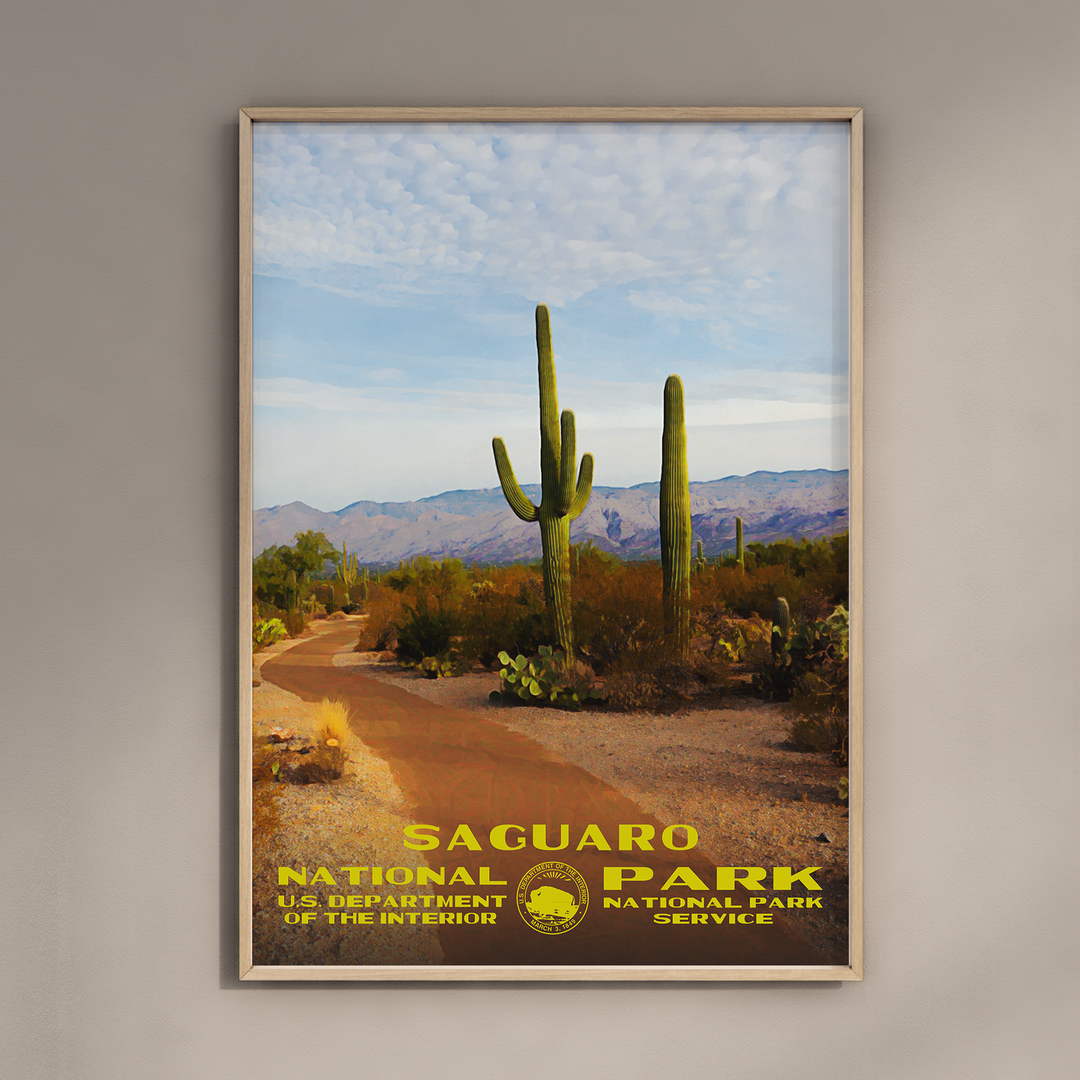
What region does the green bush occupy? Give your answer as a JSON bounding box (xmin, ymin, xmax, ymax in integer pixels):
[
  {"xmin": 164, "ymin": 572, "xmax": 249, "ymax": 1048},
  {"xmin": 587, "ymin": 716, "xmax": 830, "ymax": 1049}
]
[
  {"xmin": 253, "ymin": 617, "xmax": 288, "ymax": 651},
  {"xmin": 252, "ymin": 530, "xmax": 339, "ymax": 611},
  {"xmin": 394, "ymin": 595, "xmax": 458, "ymax": 661}
]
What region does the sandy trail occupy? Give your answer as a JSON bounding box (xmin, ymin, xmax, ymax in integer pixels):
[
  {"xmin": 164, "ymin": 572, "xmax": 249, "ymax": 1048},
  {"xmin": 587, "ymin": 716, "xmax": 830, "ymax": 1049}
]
[{"xmin": 261, "ymin": 623, "xmax": 825, "ymax": 967}]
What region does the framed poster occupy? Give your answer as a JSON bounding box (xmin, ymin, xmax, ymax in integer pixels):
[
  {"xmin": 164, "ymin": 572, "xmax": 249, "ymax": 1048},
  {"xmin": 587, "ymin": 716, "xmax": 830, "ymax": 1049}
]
[{"xmin": 240, "ymin": 107, "xmax": 862, "ymax": 981}]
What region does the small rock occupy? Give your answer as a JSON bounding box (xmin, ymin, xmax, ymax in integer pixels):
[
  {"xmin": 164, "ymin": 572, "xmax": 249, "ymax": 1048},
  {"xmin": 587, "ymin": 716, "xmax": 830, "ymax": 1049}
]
[
  {"xmin": 269, "ymin": 727, "xmax": 296, "ymax": 743},
  {"xmin": 377, "ymin": 651, "xmax": 397, "ymax": 662},
  {"xmin": 814, "ymin": 832, "xmax": 834, "ymax": 844}
]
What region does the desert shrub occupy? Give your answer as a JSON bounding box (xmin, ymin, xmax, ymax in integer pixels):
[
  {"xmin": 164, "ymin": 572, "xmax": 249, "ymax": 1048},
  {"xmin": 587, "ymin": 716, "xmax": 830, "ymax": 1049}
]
[
  {"xmin": 352, "ymin": 556, "xmax": 478, "ymax": 658},
  {"xmin": 312, "ymin": 581, "xmax": 335, "ymax": 610},
  {"xmin": 689, "ymin": 651, "xmax": 729, "ymax": 687},
  {"xmin": 603, "ymin": 649, "xmax": 697, "ymax": 711},
  {"xmin": 755, "ymin": 601, "xmax": 849, "ymax": 739},
  {"xmin": 682, "ymin": 563, "xmax": 796, "ymax": 621},
  {"xmin": 796, "ymin": 588, "xmax": 835, "ymax": 625},
  {"xmin": 456, "ymin": 569, "xmax": 548, "ymax": 665},
  {"xmin": 790, "ymin": 695, "xmax": 846, "ymax": 756},
  {"xmin": 355, "ymin": 585, "xmax": 404, "ymax": 651},
  {"xmin": 783, "ymin": 605, "xmax": 849, "ymax": 755},
  {"xmin": 739, "ymin": 534, "xmax": 848, "ymax": 604},
  {"xmin": 267, "ymin": 699, "xmax": 350, "ymax": 783},
  {"xmin": 288, "ymin": 742, "xmax": 348, "ymax": 784},
  {"xmin": 386, "ymin": 555, "xmax": 468, "ymax": 604},
  {"xmin": 283, "ymin": 610, "xmax": 306, "ymax": 638},
  {"xmin": 253, "ymin": 617, "xmax": 287, "ymax": 652},
  {"xmin": 573, "ymin": 558, "xmax": 665, "ymax": 672},
  {"xmin": 252, "ymin": 737, "xmax": 282, "ymax": 783},
  {"xmin": 736, "ymin": 564, "xmax": 804, "ymax": 619},
  {"xmin": 251, "ymin": 737, "xmax": 284, "ymax": 835},
  {"xmin": 689, "ymin": 571, "xmax": 766, "ymax": 660},
  {"xmin": 395, "ymin": 594, "xmax": 459, "ymax": 661},
  {"xmin": 703, "ymin": 534, "xmax": 849, "ymax": 613}
]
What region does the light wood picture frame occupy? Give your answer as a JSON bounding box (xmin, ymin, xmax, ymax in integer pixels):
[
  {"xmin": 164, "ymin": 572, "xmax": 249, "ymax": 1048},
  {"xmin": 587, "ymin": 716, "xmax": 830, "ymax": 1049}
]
[{"xmin": 240, "ymin": 106, "xmax": 863, "ymax": 981}]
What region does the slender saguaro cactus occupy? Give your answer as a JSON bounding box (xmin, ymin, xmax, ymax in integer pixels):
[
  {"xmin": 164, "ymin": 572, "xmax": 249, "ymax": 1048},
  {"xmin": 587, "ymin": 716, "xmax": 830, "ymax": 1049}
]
[
  {"xmin": 660, "ymin": 374, "xmax": 692, "ymax": 656},
  {"xmin": 335, "ymin": 541, "xmax": 359, "ymax": 606},
  {"xmin": 735, "ymin": 515, "xmax": 745, "ymax": 571},
  {"xmin": 337, "ymin": 542, "xmax": 358, "ymax": 588},
  {"xmin": 492, "ymin": 304, "xmax": 594, "ymax": 654}
]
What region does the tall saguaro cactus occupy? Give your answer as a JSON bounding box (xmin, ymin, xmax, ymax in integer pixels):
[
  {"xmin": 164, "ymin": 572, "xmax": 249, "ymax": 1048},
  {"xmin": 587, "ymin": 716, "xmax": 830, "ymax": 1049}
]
[
  {"xmin": 735, "ymin": 515, "xmax": 745, "ymax": 571},
  {"xmin": 492, "ymin": 304, "xmax": 594, "ymax": 654},
  {"xmin": 660, "ymin": 374, "xmax": 692, "ymax": 656}
]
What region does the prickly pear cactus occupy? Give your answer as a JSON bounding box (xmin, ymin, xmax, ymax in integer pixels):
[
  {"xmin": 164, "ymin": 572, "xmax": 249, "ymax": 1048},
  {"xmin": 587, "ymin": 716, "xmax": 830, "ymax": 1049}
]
[{"xmin": 490, "ymin": 646, "xmax": 603, "ymax": 709}]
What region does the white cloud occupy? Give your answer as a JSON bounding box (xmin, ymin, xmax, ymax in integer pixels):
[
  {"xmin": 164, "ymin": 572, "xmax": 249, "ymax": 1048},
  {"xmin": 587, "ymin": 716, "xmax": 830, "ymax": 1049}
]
[
  {"xmin": 255, "ymin": 376, "xmax": 536, "ymax": 417},
  {"xmin": 253, "ymin": 122, "xmax": 848, "ymax": 315}
]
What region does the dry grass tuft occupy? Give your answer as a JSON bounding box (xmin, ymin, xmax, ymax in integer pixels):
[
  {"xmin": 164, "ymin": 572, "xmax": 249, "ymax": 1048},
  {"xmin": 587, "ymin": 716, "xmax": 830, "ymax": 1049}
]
[{"xmin": 313, "ymin": 698, "xmax": 351, "ymax": 747}]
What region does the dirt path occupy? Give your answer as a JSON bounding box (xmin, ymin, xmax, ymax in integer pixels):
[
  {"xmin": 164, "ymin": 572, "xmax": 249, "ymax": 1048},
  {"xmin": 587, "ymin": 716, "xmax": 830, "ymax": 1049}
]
[{"xmin": 261, "ymin": 623, "xmax": 825, "ymax": 968}]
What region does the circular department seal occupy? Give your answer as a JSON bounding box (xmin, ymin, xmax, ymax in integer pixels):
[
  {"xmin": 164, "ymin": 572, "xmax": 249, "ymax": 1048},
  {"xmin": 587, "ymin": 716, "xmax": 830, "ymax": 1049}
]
[{"xmin": 516, "ymin": 861, "xmax": 589, "ymax": 935}]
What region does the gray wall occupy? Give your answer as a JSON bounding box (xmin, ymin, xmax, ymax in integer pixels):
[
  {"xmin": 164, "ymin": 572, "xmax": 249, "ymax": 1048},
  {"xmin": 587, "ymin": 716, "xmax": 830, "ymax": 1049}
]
[{"xmin": 3, "ymin": 1, "xmax": 1077, "ymax": 1076}]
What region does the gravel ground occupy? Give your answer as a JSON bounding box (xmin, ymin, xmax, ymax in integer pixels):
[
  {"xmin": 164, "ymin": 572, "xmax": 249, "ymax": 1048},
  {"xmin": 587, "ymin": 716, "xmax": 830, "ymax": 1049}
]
[
  {"xmin": 335, "ymin": 647, "xmax": 851, "ymax": 964},
  {"xmin": 250, "ymin": 625, "xmax": 444, "ymax": 967}
]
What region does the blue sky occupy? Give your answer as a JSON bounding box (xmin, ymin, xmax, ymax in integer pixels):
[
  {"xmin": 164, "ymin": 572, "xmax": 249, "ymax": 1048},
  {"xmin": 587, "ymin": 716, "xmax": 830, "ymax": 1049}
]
[{"xmin": 252, "ymin": 122, "xmax": 849, "ymax": 510}]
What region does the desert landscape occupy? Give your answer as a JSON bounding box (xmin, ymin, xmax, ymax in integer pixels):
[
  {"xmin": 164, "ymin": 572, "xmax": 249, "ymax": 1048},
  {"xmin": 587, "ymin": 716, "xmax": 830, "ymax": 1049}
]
[{"xmin": 252, "ymin": 585, "xmax": 850, "ymax": 967}]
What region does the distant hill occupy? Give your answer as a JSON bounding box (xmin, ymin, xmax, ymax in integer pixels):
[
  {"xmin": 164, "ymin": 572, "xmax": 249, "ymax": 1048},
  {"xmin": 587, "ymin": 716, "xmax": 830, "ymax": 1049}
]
[{"xmin": 253, "ymin": 469, "xmax": 849, "ymax": 564}]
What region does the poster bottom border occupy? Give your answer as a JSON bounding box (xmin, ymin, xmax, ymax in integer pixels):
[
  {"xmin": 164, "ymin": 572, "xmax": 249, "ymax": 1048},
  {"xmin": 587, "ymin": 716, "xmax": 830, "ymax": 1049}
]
[{"xmin": 240, "ymin": 963, "xmax": 863, "ymax": 982}]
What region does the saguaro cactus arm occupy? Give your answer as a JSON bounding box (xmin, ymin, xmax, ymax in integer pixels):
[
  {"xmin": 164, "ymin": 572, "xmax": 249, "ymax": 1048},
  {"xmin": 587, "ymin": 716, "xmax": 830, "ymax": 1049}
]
[
  {"xmin": 535, "ymin": 305, "xmax": 561, "ymax": 507},
  {"xmin": 556, "ymin": 409, "xmax": 595, "ymax": 519},
  {"xmin": 557, "ymin": 411, "xmax": 577, "ymax": 513},
  {"xmin": 492, "ymin": 437, "xmax": 540, "ymax": 522},
  {"xmin": 566, "ymin": 453, "xmax": 594, "ymax": 520}
]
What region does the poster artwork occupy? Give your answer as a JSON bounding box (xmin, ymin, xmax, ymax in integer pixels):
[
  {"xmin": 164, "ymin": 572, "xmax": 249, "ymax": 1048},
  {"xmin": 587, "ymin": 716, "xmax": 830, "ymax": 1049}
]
[{"xmin": 243, "ymin": 111, "xmax": 861, "ymax": 978}]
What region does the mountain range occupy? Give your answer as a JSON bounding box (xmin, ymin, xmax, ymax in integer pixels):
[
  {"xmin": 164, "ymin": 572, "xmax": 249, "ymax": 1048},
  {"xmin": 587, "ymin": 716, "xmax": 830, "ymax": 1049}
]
[{"xmin": 253, "ymin": 470, "xmax": 849, "ymax": 565}]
